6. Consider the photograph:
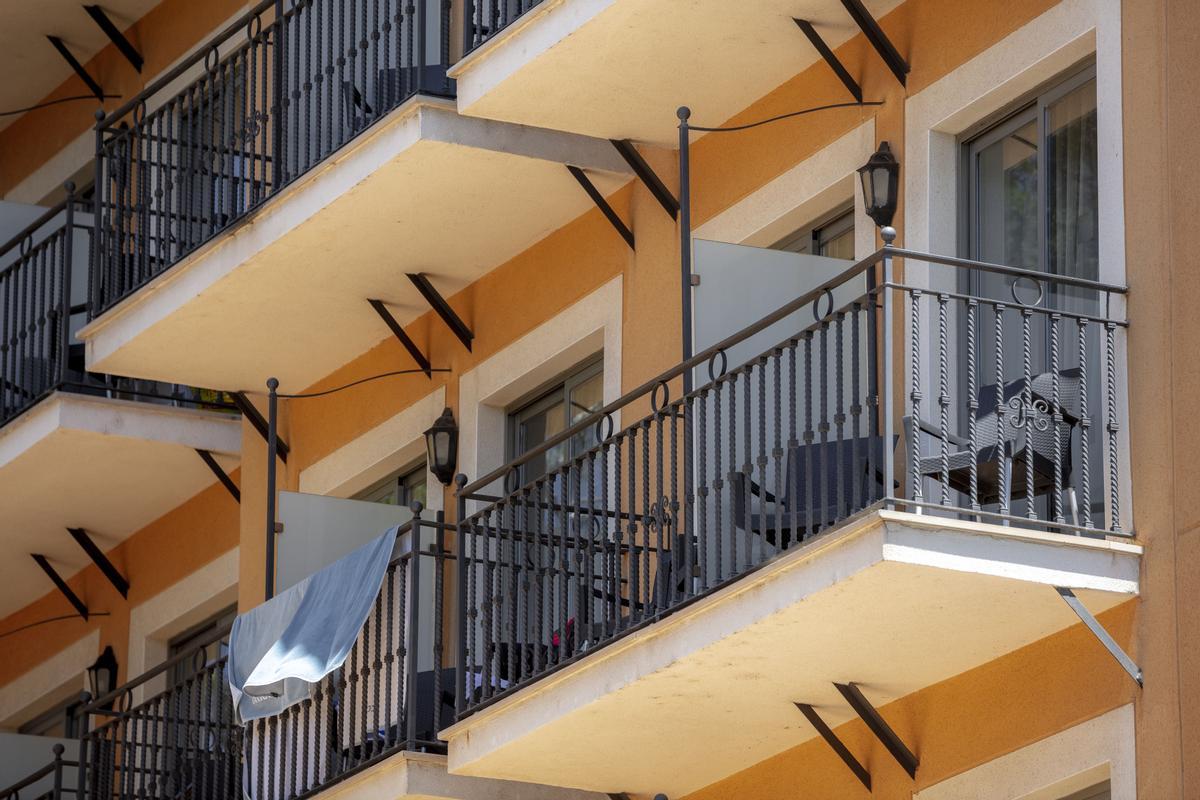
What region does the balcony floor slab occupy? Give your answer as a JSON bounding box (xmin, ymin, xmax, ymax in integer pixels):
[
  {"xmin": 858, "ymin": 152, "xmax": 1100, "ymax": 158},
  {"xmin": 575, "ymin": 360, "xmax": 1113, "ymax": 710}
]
[
  {"xmin": 0, "ymin": 392, "xmax": 240, "ymax": 618},
  {"xmin": 441, "ymin": 510, "xmax": 1140, "ymax": 797},
  {"xmin": 79, "ymin": 97, "xmax": 632, "ymax": 392}
]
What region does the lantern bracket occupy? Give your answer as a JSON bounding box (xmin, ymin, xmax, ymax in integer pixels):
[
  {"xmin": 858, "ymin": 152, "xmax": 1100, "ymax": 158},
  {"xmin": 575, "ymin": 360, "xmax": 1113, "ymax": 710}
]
[
  {"xmin": 369, "ymin": 299, "xmax": 433, "ymax": 377},
  {"xmin": 407, "ymin": 273, "xmax": 475, "ymax": 352}
]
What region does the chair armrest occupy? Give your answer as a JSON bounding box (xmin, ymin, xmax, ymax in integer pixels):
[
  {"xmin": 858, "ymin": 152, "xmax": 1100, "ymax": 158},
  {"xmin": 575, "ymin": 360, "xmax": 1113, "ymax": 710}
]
[{"xmin": 903, "ymin": 415, "xmax": 971, "ymax": 447}]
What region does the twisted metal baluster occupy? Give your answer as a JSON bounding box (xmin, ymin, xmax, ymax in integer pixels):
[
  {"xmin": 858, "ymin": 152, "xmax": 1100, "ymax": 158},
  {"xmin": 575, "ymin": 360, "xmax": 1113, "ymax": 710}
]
[
  {"xmin": 966, "ymin": 299, "xmax": 980, "ymax": 514},
  {"xmin": 1050, "ymin": 313, "xmax": 1064, "ymax": 523},
  {"xmin": 1105, "ymin": 322, "xmax": 1121, "ymax": 532},
  {"xmin": 937, "ymin": 294, "xmax": 950, "ymax": 505},
  {"xmin": 909, "ymin": 290, "xmax": 923, "ymax": 507}
]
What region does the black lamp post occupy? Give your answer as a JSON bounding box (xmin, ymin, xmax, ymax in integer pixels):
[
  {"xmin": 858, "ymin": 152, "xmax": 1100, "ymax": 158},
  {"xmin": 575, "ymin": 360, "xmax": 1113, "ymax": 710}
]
[
  {"xmin": 858, "ymin": 141, "xmax": 900, "ymax": 233},
  {"xmin": 87, "ymin": 645, "xmax": 118, "ymax": 701},
  {"xmin": 424, "ymin": 407, "xmax": 459, "ymax": 486}
]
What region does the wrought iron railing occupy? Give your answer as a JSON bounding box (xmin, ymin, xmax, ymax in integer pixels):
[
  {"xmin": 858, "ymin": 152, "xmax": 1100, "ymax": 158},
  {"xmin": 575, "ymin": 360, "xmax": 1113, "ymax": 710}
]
[
  {"xmin": 0, "ymin": 183, "xmax": 237, "ymax": 429},
  {"xmin": 91, "ymin": 0, "xmax": 457, "ymax": 317},
  {"xmin": 78, "ymin": 624, "xmax": 241, "ymax": 800},
  {"xmin": 464, "ymin": 0, "xmax": 546, "ymax": 53},
  {"xmin": 0, "ymin": 745, "xmax": 79, "ymax": 800},
  {"xmin": 76, "ymin": 511, "xmax": 451, "ymax": 800},
  {"xmin": 241, "ymin": 511, "xmax": 452, "ymax": 800},
  {"xmin": 453, "ymin": 243, "xmax": 1131, "ymax": 717},
  {"xmin": 0, "ymin": 186, "xmax": 91, "ymax": 428}
]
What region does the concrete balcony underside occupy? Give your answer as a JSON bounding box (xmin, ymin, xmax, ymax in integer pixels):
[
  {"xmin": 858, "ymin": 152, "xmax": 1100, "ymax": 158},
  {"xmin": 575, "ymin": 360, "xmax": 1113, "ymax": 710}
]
[
  {"xmin": 79, "ymin": 97, "xmax": 632, "ymax": 392},
  {"xmin": 0, "ymin": 392, "xmax": 240, "ymax": 618},
  {"xmin": 310, "ymin": 751, "xmax": 605, "ymax": 800},
  {"xmin": 441, "ymin": 511, "xmax": 1140, "ymax": 798},
  {"xmin": 450, "ymin": 0, "xmax": 903, "ymax": 144}
]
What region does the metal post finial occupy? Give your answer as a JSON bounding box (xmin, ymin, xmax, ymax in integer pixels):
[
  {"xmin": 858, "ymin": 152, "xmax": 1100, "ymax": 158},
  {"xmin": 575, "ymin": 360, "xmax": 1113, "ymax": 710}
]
[
  {"xmin": 677, "ymin": 106, "xmax": 691, "ymax": 121},
  {"xmin": 881, "ymin": 225, "xmax": 897, "ymax": 245}
]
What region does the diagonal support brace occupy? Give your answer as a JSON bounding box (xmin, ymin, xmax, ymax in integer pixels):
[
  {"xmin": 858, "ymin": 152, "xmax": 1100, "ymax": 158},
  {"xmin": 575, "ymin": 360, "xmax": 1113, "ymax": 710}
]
[
  {"xmin": 32, "ymin": 554, "xmax": 89, "ymax": 620},
  {"xmin": 835, "ymin": 682, "xmax": 919, "ymax": 778},
  {"xmin": 795, "ymin": 702, "xmax": 871, "ymax": 790},
  {"xmin": 840, "ymin": 0, "xmax": 909, "ymax": 87},
  {"xmin": 567, "ymin": 165, "xmax": 635, "ymax": 251},
  {"xmin": 83, "ymin": 5, "xmax": 144, "ymax": 72},
  {"xmin": 67, "ymin": 528, "xmax": 129, "ymax": 598},
  {"xmin": 369, "ymin": 299, "xmax": 432, "ymax": 377},
  {"xmin": 407, "ymin": 273, "xmax": 475, "ymax": 352},
  {"xmin": 793, "ymin": 19, "xmax": 863, "ymax": 103},
  {"xmin": 610, "ymin": 140, "xmax": 678, "ymax": 220},
  {"xmin": 1056, "ymin": 586, "xmax": 1143, "ymax": 686},
  {"xmin": 47, "ymin": 36, "xmax": 105, "ymax": 101},
  {"xmin": 232, "ymin": 391, "xmax": 289, "ymax": 463},
  {"xmin": 197, "ymin": 449, "xmax": 241, "ymax": 503}
]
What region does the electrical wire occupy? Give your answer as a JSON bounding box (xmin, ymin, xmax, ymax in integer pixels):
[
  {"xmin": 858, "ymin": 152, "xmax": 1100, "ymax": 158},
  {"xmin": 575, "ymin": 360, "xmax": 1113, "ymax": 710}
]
[
  {"xmin": 687, "ymin": 100, "xmax": 885, "ymax": 133},
  {"xmin": 0, "ymin": 611, "xmax": 110, "ymax": 640},
  {"xmin": 274, "ymin": 368, "xmax": 451, "ymax": 399},
  {"xmin": 0, "ymin": 94, "xmax": 120, "ymax": 118}
]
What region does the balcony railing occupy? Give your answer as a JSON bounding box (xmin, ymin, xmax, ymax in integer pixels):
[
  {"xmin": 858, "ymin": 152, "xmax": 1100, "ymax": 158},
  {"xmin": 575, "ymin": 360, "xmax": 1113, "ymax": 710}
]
[
  {"xmin": 0, "ymin": 184, "xmax": 237, "ymax": 429},
  {"xmin": 0, "ymin": 745, "xmax": 78, "ymax": 800},
  {"xmin": 75, "ymin": 512, "xmax": 451, "ymax": 800},
  {"xmin": 453, "ymin": 244, "xmax": 1131, "ymax": 718},
  {"xmin": 464, "ymin": 1, "xmax": 546, "ymax": 53},
  {"xmin": 90, "ymin": 0, "xmax": 457, "ymax": 317}
]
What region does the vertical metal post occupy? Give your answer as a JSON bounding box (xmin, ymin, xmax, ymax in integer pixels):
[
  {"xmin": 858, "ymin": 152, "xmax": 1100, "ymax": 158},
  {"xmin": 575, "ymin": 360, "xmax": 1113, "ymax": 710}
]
[
  {"xmin": 91, "ymin": 111, "xmax": 105, "ymax": 317},
  {"xmin": 51, "ymin": 743, "xmax": 64, "ymax": 799},
  {"xmin": 418, "ymin": 0, "xmax": 429, "ymax": 92},
  {"xmin": 880, "ymin": 228, "xmax": 896, "ymax": 508},
  {"xmin": 677, "ymin": 107, "xmax": 693, "ymax": 394},
  {"xmin": 60, "ymin": 182, "xmax": 75, "ymax": 388},
  {"xmin": 406, "ymin": 507, "xmax": 423, "ymax": 746},
  {"xmin": 454, "ymin": 474, "xmax": 468, "ymax": 717},
  {"xmin": 265, "ymin": 377, "xmax": 279, "ymax": 600}
]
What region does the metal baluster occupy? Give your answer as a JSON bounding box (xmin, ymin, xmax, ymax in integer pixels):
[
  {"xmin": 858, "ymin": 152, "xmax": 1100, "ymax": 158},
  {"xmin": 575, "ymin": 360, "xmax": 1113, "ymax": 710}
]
[
  {"xmin": 712, "ymin": 376, "xmax": 724, "ymax": 582},
  {"xmin": 772, "ymin": 350, "xmax": 784, "ymax": 550},
  {"xmin": 937, "ymin": 294, "xmax": 950, "ymax": 505},
  {"xmin": 1051, "ymin": 313, "xmax": 1064, "ymax": 523},
  {"xmin": 994, "ymin": 304, "xmax": 1010, "ymax": 519},
  {"xmin": 1105, "ymin": 322, "xmax": 1121, "ymax": 532},
  {"xmin": 908, "ymin": 290, "xmax": 924, "ymax": 510},
  {"xmin": 697, "ymin": 386, "xmax": 708, "ymax": 590},
  {"xmin": 966, "ymin": 299, "xmax": 980, "ymax": 515},
  {"xmin": 742, "ymin": 366, "xmax": 753, "ymax": 561},
  {"xmin": 1022, "ymin": 306, "xmax": 1036, "ymax": 519},
  {"xmin": 641, "ymin": 418, "xmax": 651, "ymax": 614},
  {"xmin": 788, "ymin": 338, "xmax": 800, "ymax": 537},
  {"xmin": 804, "ymin": 332, "xmax": 814, "ymax": 535},
  {"xmin": 835, "ymin": 313, "xmax": 847, "ymax": 523},
  {"xmin": 756, "ymin": 359, "xmax": 768, "ymax": 565},
  {"xmin": 1078, "ymin": 319, "xmax": 1092, "ymax": 528}
]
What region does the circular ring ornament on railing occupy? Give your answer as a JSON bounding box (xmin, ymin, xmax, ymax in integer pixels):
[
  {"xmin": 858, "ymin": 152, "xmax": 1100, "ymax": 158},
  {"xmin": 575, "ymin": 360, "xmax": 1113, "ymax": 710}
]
[
  {"xmin": 813, "ymin": 288, "xmax": 835, "ymax": 322},
  {"xmin": 707, "ymin": 348, "xmax": 728, "ymax": 382},
  {"xmin": 133, "ymin": 100, "xmax": 146, "ymax": 125},
  {"xmin": 1010, "ymin": 274, "xmax": 1045, "ymax": 307},
  {"xmin": 205, "ymin": 45, "xmax": 221, "ymax": 74},
  {"xmin": 247, "ymin": 12, "xmax": 263, "ymax": 40},
  {"xmin": 594, "ymin": 411, "xmax": 614, "ymax": 444},
  {"xmin": 503, "ymin": 466, "xmax": 520, "ymax": 496},
  {"xmin": 651, "ymin": 380, "xmax": 670, "ymax": 413},
  {"xmin": 19, "ymin": 235, "xmax": 32, "ymax": 257},
  {"xmin": 117, "ymin": 688, "xmax": 133, "ymax": 713}
]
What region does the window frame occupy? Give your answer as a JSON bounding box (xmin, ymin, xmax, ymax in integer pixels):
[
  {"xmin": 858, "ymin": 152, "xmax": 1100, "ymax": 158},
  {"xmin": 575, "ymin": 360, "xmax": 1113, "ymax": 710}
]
[
  {"xmin": 771, "ymin": 204, "xmax": 855, "ymax": 257},
  {"xmin": 506, "ymin": 356, "xmax": 605, "ymax": 483},
  {"xmin": 354, "ymin": 461, "xmax": 428, "ymax": 508}
]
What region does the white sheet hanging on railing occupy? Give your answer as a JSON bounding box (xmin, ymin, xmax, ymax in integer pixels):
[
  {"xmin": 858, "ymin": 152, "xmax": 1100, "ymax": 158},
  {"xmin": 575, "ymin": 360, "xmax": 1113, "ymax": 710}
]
[{"xmin": 227, "ymin": 526, "xmax": 397, "ymax": 724}]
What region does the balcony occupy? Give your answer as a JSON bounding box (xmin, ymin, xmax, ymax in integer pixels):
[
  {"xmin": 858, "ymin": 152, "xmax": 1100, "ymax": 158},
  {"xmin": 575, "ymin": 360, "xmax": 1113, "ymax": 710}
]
[
  {"xmin": 451, "ymin": 0, "xmax": 903, "ymax": 143},
  {"xmin": 72, "ymin": 513, "xmax": 601, "ymax": 800},
  {"xmin": 439, "ymin": 244, "xmax": 1139, "ymax": 796},
  {"xmin": 0, "ymin": 190, "xmax": 241, "ymax": 620},
  {"xmin": 80, "ymin": 0, "xmax": 632, "ymax": 392}
]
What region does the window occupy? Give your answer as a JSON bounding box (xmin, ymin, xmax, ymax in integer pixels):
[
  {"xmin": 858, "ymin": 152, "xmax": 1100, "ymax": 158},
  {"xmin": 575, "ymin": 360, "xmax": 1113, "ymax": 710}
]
[
  {"xmin": 1059, "ymin": 781, "xmax": 1111, "ymax": 800},
  {"xmin": 965, "ymin": 65, "xmax": 1097, "ymax": 295},
  {"xmin": 508, "ymin": 358, "xmax": 604, "ymax": 485},
  {"xmin": 18, "ymin": 693, "xmax": 87, "ymax": 738},
  {"xmin": 167, "ymin": 605, "xmax": 236, "ymax": 687},
  {"xmin": 773, "ymin": 207, "xmax": 855, "ymax": 259},
  {"xmin": 355, "ymin": 462, "xmax": 428, "ymax": 508}
]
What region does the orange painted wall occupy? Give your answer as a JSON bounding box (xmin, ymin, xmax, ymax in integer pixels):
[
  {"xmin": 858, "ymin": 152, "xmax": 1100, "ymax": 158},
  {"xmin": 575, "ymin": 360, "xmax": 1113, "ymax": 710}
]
[
  {"xmin": 0, "ymin": 0, "xmax": 249, "ymax": 197},
  {"xmin": 0, "ymin": 468, "xmax": 241, "ymax": 694},
  {"xmin": 683, "ymin": 601, "xmax": 1137, "ymax": 799}
]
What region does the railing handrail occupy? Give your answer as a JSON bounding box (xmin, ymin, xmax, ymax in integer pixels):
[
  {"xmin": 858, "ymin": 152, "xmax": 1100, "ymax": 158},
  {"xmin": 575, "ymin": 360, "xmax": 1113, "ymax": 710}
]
[
  {"xmin": 97, "ymin": 0, "xmax": 279, "ymax": 129},
  {"xmin": 0, "ymin": 182, "xmax": 93, "ymax": 266},
  {"xmin": 79, "ymin": 622, "xmax": 233, "ymax": 717},
  {"xmin": 0, "ymin": 748, "xmax": 77, "ymax": 798},
  {"xmin": 460, "ymin": 244, "xmax": 1127, "ymax": 497}
]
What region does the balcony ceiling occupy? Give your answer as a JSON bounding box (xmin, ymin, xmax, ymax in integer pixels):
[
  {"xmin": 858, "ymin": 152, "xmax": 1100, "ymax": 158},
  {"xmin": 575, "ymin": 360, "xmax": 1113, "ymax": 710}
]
[
  {"xmin": 0, "ymin": 392, "xmax": 240, "ymax": 619},
  {"xmin": 79, "ymin": 97, "xmax": 633, "ymax": 392},
  {"xmin": 0, "ymin": 0, "xmax": 161, "ymax": 133},
  {"xmin": 450, "ymin": 0, "xmax": 904, "ymax": 145},
  {"xmin": 442, "ymin": 511, "xmax": 1140, "ymax": 798}
]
